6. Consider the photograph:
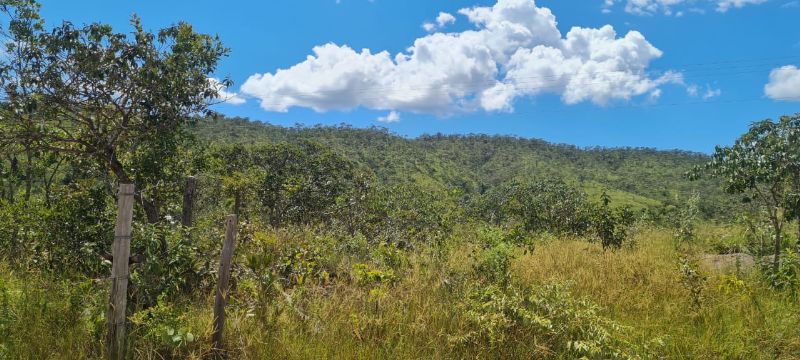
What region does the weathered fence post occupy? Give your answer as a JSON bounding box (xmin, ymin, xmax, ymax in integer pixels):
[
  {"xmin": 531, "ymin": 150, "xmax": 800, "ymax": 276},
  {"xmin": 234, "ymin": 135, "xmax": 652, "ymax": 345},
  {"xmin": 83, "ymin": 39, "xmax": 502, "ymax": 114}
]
[
  {"xmin": 182, "ymin": 176, "xmax": 197, "ymax": 227},
  {"xmin": 212, "ymin": 215, "xmax": 238, "ymax": 354},
  {"xmin": 107, "ymin": 183, "xmax": 134, "ymax": 360}
]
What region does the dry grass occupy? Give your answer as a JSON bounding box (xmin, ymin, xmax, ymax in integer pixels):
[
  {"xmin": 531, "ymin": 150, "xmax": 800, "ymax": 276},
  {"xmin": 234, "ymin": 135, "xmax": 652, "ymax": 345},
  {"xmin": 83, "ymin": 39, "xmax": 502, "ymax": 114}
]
[
  {"xmin": 513, "ymin": 229, "xmax": 684, "ymax": 322},
  {"xmin": 513, "ymin": 228, "xmax": 800, "ymax": 359},
  {"xmin": 1, "ymin": 226, "xmax": 799, "ymax": 359}
]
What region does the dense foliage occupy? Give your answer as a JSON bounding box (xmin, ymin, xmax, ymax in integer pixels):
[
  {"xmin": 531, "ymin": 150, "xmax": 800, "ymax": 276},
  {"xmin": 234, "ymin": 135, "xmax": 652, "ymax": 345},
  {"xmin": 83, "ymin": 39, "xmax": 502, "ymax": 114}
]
[
  {"xmin": 0, "ymin": 2, "xmax": 799, "ymax": 359},
  {"xmin": 193, "ymin": 117, "xmax": 735, "ymax": 219},
  {"xmin": 692, "ymin": 115, "xmax": 800, "ymax": 269}
]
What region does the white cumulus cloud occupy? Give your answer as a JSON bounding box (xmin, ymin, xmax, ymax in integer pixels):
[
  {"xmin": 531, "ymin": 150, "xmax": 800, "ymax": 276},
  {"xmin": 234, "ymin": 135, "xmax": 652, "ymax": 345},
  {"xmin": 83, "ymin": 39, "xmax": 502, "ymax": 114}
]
[
  {"xmin": 764, "ymin": 65, "xmax": 800, "ymax": 101},
  {"xmin": 423, "ymin": 12, "xmax": 456, "ymax": 33},
  {"xmin": 377, "ymin": 110, "xmax": 401, "ymax": 123},
  {"xmin": 437, "ymin": 12, "xmax": 456, "ymax": 27},
  {"xmin": 241, "ymin": 0, "xmax": 680, "ymax": 115}
]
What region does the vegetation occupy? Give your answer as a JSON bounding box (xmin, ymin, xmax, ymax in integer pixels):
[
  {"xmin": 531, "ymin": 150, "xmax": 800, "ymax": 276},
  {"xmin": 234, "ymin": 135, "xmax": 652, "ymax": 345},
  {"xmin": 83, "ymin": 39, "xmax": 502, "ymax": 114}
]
[
  {"xmin": 193, "ymin": 117, "xmax": 737, "ymax": 219},
  {"xmin": 692, "ymin": 115, "xmax": 800, "ymax": 271},
  {"xmin": 0, "ymin": 1, "xmax": 799, "ymax": 359}
]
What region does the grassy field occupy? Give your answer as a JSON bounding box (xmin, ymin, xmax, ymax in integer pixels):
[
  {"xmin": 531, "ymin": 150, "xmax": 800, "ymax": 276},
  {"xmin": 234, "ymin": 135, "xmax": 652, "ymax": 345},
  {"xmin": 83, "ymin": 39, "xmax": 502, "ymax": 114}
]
[{"xmin": 1, "ymin": 225, "xmax": 798, "ymax": 359}]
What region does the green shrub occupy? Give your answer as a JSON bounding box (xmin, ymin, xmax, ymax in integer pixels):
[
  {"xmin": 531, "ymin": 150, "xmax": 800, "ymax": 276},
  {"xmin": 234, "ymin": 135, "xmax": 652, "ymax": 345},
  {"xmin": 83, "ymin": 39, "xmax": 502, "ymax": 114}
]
[
  {"xmin": 472, "ymin": 179, "xmax": 593, "ymax": 236},
  {"xmin": 273, "ymin": 233, "xmax": 336, "ymax": 288},
  {"xmin": 130, "ymin": 223, "xmax": 211, "ymax": 307},
  {"xmin": 673, "ymin": 194, "xmax": 700, "ymax": 246},
  {"xmin": 128, "ymin": 297, "xmax": 201, "ymax": 357},
  {"xmin": 371, "ymin": 242, "xmax": 409, "ymax": 270},
  {"xmin": 459, "ymin": 283, "xmax": 637, "ymax": 359},
  {"xmin": 763, "ymin": 250, "xmax": 800, "ymax": 295},
  {"xmin": 678, "ymin": 257, "xmax": 707, "ymax": 311},
  {"xmin": 592, "ymin": 192, "xmax": 635, "ymax": 250},
  {"xmin": 0, "ymin": 181, "xmax": 114, "ymax": 276},
  {"xmin": 473, "ymin": 242, "xmax": 514, "ymax": 286},
  {"xmin": 351, "ymin": 263, "xmax": 396, "ymax": 287},
  {"xmin": 469, "ymin": 227, "xmax": 519, "ymax": 286}
]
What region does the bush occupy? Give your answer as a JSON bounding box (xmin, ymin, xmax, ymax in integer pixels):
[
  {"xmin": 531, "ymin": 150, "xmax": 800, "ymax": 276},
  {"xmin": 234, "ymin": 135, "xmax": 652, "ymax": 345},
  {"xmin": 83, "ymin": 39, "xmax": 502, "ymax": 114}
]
[
  {"xmin": 459, "ymin": 283, "xmax": 637, "ymax": 358},
  {"xmin": 592, "ymin": 192, "xmax": 635, "ymax": 250},
  {"xmin": 351, "ymin": 263, "xmax": 396, "ymax": 287},
  {"xmin": 678, "ymin": 257, "xmax": 707, "ymax": 311},
  {"xmin": 128, "ymin": 297, "xmax": 201, "ymax": 357},
  {"xmin": 763, "ymin": 250, "xmax": 800, "ymax": 295},
  {"xmin": 357, "ymin": 183, "xmax": 454, "ymax": 247},
  {"xmin": 673, "ymin": 194, "xmax": 700, "ymax": 246},
  {"xmin": 471, "ymin": 179, "xmax": 593, "ymax": 236},
  {"xmin": 130, "ymin": 223, "xmax": 212, "ymax": 307},
  {"xmin": 0, "ymin": 181, "xmax": 114, "ymax": 276},
  {"xmin": 472, "ymin": 238, "xmax": 515, "ymax": 286}
]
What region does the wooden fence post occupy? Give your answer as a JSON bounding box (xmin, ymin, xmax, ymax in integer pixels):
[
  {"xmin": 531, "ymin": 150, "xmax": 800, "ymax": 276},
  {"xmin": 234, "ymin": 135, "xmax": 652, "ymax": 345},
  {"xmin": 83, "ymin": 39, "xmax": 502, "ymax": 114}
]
[
  {"xmin": 212, "ymin": 215, "xmax": 238, "ymax": 354},
  {"xmin": 107, "ymin": 183, "xmax": 134, "ymax": 360},
  {"xmin": 182, "ymin": 176, "xmax": 197, "ymax": 227}
]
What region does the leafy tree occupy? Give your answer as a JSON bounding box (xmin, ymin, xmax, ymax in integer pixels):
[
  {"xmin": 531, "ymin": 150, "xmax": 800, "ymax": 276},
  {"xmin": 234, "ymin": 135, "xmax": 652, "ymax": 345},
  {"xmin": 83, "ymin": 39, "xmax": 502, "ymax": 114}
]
[
  {"xmin": 202, "ymin": 143, "xmax": 264, "ymax": 216},
  {"xmin": 0, "ymin": 0, "xmax": 48, "ymax": 204},
  {"xmin": 691, "ymin": 115, "xmax": 800, "ymax": 270},
  {"xmin": 0, "ymin": 0, "xmax": 229, "ymax": 223},
  {"xmin": 201, "ymin": 141, "xmax": 363, "ymax": 228},
  {"xmin": 473, "ymin": 179, "xmax": 593, "ymax": 236},
  {"xmin": 254, "ymin": 141, "xmax": 358, "ymax": 227},
  {"xmin": 593, "ymin": 192, "xmax": 634, "ymax": 250}
]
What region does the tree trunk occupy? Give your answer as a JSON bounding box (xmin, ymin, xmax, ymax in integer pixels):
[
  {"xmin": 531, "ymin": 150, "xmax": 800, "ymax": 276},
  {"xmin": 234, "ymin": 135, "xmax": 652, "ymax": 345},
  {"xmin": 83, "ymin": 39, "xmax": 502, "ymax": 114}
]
[
  {"xmin": 43, "ymin": 157, "xmax": 64, "ymax": 208},
  {"xmin": 107, "ymin": 150, "xmax": 161, "ymax": 224},
  {"xmin": 141, "ymin": 199, "xmax": 161, "ymax": 224}
]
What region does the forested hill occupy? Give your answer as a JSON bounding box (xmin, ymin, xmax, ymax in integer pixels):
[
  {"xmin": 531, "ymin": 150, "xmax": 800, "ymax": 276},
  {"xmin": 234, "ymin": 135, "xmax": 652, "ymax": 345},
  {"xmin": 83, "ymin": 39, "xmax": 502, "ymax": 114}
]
[{"xmin": 193, "ymin": 116, "xmax": 735, "ymax": 217}]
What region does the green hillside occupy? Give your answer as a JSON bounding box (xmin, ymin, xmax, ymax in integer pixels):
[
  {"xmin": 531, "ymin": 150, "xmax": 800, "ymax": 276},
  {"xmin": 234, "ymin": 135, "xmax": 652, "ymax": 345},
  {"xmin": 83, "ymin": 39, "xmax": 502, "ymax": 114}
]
[{"xmin": 193, "ymin": 116, "xmax": 734, "ymax": 216}]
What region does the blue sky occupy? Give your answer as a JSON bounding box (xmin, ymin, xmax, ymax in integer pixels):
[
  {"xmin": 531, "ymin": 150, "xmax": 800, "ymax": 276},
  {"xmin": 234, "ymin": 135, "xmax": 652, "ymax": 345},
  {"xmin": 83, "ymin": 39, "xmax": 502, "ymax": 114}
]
[{"xmin": 39, "ymin": 0, "xmax": 800, "ymax": 152}]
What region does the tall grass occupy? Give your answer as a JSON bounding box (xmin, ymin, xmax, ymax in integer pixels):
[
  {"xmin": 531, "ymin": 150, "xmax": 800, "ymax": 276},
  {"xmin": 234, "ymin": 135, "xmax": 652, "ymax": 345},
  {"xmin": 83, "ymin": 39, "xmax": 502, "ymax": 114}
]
[{"xmin": 0, "ymin": 226, "xmax": 798, "ymax": 359}]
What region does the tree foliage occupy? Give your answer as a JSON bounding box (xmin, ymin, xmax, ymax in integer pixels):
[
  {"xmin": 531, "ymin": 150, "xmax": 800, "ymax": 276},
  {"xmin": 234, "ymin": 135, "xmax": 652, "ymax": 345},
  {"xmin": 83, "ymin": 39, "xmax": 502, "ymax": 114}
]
[
  {"xmin": 691, "ymin": 114, "xmax": 800, "ymax": 269},
  {"xmin": 0, "ymin": 0, "xmax": 228, "ymax": 223}
]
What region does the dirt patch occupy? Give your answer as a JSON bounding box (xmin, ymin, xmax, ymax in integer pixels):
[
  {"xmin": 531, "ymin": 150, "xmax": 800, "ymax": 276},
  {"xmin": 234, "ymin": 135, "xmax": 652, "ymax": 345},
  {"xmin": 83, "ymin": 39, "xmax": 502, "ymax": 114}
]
[{"xmin": 699, "ymin": 253, "xmax": 755, "ymax": 273}]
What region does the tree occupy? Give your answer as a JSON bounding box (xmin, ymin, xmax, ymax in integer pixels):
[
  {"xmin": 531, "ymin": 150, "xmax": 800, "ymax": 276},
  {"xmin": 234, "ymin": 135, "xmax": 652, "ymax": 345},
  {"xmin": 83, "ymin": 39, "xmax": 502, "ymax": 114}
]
[
  {"xmin": 593, "ymin": 191, "xmax": 634, "ymax": 250},
  {"xmin": 202, "ymin": 141, "xmax": 362, "ymax": 228},
  {"xmin": 202, "ymin": 142, "xmax": 265, "ymax": 217},
  {"xmin": 474, "ymin": 179, "xmax": 593, "ymax": 236},
  {"xmin": 0, "ymin": 0, "xmax": 229, "ymax": 223},
  {"xmin": 0, "ymin": 0, "xmax": 47, "ymax": 204},
  {"xmin": 691, "ymin": 115, "xmax": 800, "ymax": 271}
]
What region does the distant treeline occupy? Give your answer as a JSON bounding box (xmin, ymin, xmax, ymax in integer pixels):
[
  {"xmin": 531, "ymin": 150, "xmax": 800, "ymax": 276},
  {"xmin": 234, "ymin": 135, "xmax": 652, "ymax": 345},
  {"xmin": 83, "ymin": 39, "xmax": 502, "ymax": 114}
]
[{"xmin": 193, "ymin": 116, "xmax": 736, "ymax": 219}]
